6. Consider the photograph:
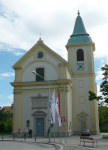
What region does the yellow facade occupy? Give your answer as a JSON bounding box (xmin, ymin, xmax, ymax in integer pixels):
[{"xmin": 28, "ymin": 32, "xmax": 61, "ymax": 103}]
[
  {"xmin": 11, "ymin": 12, "xmax": 99, "ymax": 136},
  {"xmin": 66, "ymin": 41, "xmax": 99, "ymax": 135}
]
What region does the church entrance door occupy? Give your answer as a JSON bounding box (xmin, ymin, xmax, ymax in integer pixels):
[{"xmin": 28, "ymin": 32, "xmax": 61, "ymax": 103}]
[{"xmin": 36, "ymin": 118, "xmax": 44, "ymax": 136}]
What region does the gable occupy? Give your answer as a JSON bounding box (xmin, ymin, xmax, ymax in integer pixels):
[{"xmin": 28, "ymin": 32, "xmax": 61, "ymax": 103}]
[
  {"xmin": 12, "ymin": 40, "xmax": 68, "ymax": 69},
  {"xmin": 12, "ymin": 40, "xmax": 73, "ymax": 82}
]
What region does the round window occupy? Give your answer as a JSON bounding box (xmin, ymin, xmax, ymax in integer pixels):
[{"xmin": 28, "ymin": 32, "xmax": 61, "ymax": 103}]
[{"xmin": 37, "ymin": 52, "xmax": 43, "ymax": 59}]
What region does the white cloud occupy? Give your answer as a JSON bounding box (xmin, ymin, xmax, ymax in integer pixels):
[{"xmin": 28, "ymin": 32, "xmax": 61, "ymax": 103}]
[
  {"xmin": 94, "ymin": 46, "xmax": 108, "ymax": 59},
  {"xmin": 14, "ymin": 52, "xmax": 25, "ymax": 56},
  {"xmin": 97, "ymin": 84, "xmax": 101, "ymax": 96},
  {"xmin": 96, "ymin": 70, "xmax": 104, "ymax": 81},
  {"xmin": 2, "ymin": 102, "xmax": 12, "ymax": 106},
  {"xmin": 0, "ymin": 4, "xmax": 18, "ymax": 22},
  {"xmin": 0, "ymin": 42, "xmax": 25, "ymax": 56},
  {"xmin": 0, "ymin": 72, "xmax": 15, "ymax": 77},
  {"xmin": 1, "ymin": 73, "xmax": 10, "ymax": 77},
  {"xmin": 0, "ymin": 95, "xmax": 2, "ymax": 97},
  {"xmin": 7, "ymin": 95, "xmax": 13, "ymax": 101},
  {"xmin": 0, "ymin": 0, "xmax": 107, "ymax": 61}
]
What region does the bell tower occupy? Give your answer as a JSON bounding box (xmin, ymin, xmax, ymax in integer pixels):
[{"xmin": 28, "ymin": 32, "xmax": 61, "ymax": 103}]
[{"xmin": 66, "ymin": 11, "xmax": 99, "ymax": 135}]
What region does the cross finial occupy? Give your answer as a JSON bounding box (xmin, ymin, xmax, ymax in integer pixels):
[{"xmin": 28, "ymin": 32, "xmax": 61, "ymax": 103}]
[
  {"xmin": 78, "ymin": 2, "xmax": 79, "ymax": 10},
  {"xmin": 39, "ymin": 33, "xmax": 41, "ymax": 38},
  {"xmin": 38, "ymin": 33, "xmax": 43, "ymax": 43},
  {"xmin": 77, "ymin": 10, "xmax": 80, "ymax": 16}
]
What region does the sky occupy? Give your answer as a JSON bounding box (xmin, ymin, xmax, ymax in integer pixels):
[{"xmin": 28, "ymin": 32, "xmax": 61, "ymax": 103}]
[{"xmin": 0, "ymin": 0, "xmax": 108, "ymax": 106}]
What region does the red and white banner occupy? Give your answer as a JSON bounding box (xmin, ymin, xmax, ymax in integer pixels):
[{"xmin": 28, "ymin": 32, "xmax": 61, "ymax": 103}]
[
  {"xmin": 55, "ymin": 92, "xmax": 61, "ymax": 126},
  {"xmin": 50, "ymin": 90, "xmax": 55, "ymax": 124}
]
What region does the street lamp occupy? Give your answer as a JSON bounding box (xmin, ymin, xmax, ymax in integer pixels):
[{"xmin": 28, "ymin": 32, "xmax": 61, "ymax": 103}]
[{"xmin": 32, "ymin": 71, "xmax": 51, "ymax": 142}]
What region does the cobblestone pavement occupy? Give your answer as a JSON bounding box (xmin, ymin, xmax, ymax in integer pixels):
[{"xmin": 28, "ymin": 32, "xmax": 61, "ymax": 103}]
[
  {"xmin": 0, "ymin": 141, "xmax": 55, "ymax": 150},
  {"xmin": 62, "ymin": 145, "xmax": 101, "ymax": 150},
  {"xmin": 0, "ymin": 133, "xmax": 108, "ymax": 150}
]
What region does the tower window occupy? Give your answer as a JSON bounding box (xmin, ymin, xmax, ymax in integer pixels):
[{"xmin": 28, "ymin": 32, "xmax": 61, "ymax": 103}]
[
  {"xmin": 77, "ymin": 49, "xmax": 84, "ymax": 61},
  {"xmin": 36, "ymin": 68, "xmax": 44, "ymax": 81}
]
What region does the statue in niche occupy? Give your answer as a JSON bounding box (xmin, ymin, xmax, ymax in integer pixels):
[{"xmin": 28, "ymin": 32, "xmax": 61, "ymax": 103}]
[{"xmin": 80, "ymin": 116, "xmax": 86, "ymax": 130}]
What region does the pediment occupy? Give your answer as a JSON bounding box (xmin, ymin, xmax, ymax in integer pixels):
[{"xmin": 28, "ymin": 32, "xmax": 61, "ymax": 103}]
[
  {"xmin": 77, "ymin": 111, "xmax": 88, "ymax": 119},
  {"xmin": 32, "ymin": 111, "xmax": 47, "ymax": 116},
  {"xmin": 12, "ymin": 40, "xmax": 68, "ymax": 69},
  {"xmin": 37, "ymin": 93, "xmax": 42, "ymax": 97}
]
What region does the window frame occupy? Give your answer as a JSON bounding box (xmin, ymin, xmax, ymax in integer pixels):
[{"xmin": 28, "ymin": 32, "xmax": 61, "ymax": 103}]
[
  {"xmin": 37, "ymin": 51, "xmax": 44, "ymax": 59},
  {"xmin": 26, "ymin": 120, "xmax": 30, "ymax": 127},
  {"xmin": 33, "ymin": 67, "xmax": 46, "ymax": 81},
  {"xmin": 76, "ymin": 49, "xmax": 84, "ymax": 62},
  {"xmin": 36, "ymin": 68, "xmax": 44, "ymax": 81}
]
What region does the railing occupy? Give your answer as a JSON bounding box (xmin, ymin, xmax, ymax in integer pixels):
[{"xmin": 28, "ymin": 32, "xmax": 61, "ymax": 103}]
[{"xmin": 0, "ymin": 132, "xmax": 36, "ymax": 141}]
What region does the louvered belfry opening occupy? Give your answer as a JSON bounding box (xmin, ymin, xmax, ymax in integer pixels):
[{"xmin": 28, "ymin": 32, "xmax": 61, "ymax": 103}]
[{"xmin": 77, "ymin": 49, "xmax": 84, "ymax": 61}]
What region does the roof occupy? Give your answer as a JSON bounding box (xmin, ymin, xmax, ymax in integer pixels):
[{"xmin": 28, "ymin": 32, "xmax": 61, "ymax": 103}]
[
  {"xmin": 67, "ymin": 10, "xmax": 93, "ymax": 45},
  {"xmin": 3, "ymin": 106, "xmax": 13, "ymax": 113}
]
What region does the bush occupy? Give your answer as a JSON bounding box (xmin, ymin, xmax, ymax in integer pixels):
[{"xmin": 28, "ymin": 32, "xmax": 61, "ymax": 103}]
[
  {"xmin": 100, "ymin": 129, "xmax": 108, "ymax": 133},
  {"xmin": 0, "ymin": 122, "xmax": 12, "ymax": 133},
  {"xmin": 0, "ymin": 122, "xmax": 5, "ymax": 133},
  {"xmin": 6, "ymin": 124, "xmax": 12, "ymax": 132}
]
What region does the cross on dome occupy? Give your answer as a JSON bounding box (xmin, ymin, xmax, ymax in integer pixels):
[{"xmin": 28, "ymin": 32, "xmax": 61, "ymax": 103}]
[{"xmin": 77, "ymin": 10, "xmax": 80, "ymax": 16}]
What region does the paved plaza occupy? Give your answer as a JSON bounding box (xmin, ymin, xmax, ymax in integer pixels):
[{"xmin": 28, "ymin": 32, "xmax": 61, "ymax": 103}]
[
  {"xmin": 0, "ymin": 141, "xmax": 55, "ymax": 150},
  {"xmin": 0, "ymin": 133, "xmax": 108, "ymax": 150}
]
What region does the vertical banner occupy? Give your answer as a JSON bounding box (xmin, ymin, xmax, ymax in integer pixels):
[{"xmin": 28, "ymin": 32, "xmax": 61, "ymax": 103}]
[
  {"xmin": 50, "ymin": 89, "xmax": 56, "ymax": 142},
  {"xmin": 55, "ymin": 89, "xmax": 61, "ymax": 143},
  {"xmin": 55, "ymin": 91, "xmax": 61, "ymax": 126},
  {"xmin": 50, "ymin": 90, "xmax": 55, "ymax": 124}
]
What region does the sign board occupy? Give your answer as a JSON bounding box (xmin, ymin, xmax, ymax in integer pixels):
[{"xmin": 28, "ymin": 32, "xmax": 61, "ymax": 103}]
[{"xmin": 61, "ymin": 117, "xmax": 67, "ymax": 126}]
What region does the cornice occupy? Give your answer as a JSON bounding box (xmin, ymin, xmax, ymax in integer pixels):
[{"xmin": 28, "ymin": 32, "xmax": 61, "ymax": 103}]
[
  {"xmin": 66, "ymin": 42, "xmax": 95, "ymax": 51},
  {"xmin": 10, "ymin": 79, "xmax": 72, "ymax": 87},
  {"xmin": 13, "ymin": 67, "xmax": 22, "ymax": 70},
  {"xmin": 73, "ymin": 73, "xmax": 95, "ymax": 77},
  {"xmin": 58, "ymin": 63, "xmax": 68, "ymax": 66}
]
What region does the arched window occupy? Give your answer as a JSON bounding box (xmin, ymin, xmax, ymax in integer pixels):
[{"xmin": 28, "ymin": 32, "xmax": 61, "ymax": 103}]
[
  {"xmin": 36, "ymin": 68, "xmax": 44, "ymax": 81},
  {"xmin": 77, "ymin": 49, "xmax": 84, "ymax": 61}
]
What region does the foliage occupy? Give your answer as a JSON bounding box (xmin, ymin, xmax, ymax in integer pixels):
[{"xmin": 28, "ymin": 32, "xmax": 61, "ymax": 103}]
[
  {"xmin": 0, "ymin": 108, "xmax": 13, "ymax": 133},
  {"xmin": 98, "ymin": 106, "xmax": 108, "ymax": 127},
  {"xmin": 100, "ymin": 64, "xmax": 108, "ymax": 103},
  {"xmin": 100, "ymin": 130, "xmax": 108, "ymax": 133},
  {"xmin": 88, "ymin": 64, "xmax": 108, "ymax": 104},
  {"xmin": 88, "ymin": 91, "xmax": 103, "ymax": 105},
  {"xmin": 88, "ymin": 91, "xmax": 97, "ymax": 101},
  {"xmin": 0, "ymin": 122, "xmax": 5, "ymax": 132},
  {"xmin": 11, "ymin": 103, "xmax": 13, "ymax": 109},
  {"xmin": 0, "ymin": 108, "xmax": 12, "ymax": 122},
  {"xmin": 88, "ymin": 64, "xmax": 108, "ymax": 128}
]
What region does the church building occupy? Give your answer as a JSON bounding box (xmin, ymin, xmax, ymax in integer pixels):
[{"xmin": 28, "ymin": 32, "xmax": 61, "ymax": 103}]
[{"xmin": 11, "ymin": 11, "xmax": 99, "ymax": 136}]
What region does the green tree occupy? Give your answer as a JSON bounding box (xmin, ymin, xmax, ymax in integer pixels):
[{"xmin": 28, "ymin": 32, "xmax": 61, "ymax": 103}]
[
  {"xmin": 88, "ymin": 64, "xmax": 108, "ymax": 104},
  {"xmin": 0, "ymin": 108, "xmax": 13, "ymax": 133},
  {"xmin": 0, "ymin": 108, "xmax": 7, "ymax": 122},
  {"xmin": 88, "ymin": 91, "xmax": 97, "ymax": 101},
  {"xmin": 98, "ymin": 106, "xmax": 108, "ymax": 128},
  {"xmin": 88, "ymin": 91, "xmax": 103, "ymax": 105},
  {"xmin": 88, "ymin": 64, "xmax": 108, "ymax": 129},
  {"xmin": 100, "ymin": 64, "xmax": 108, "ymax": 103},
  {"xmin": 11, "ymin": 103, "xmax": 13, "ymax": 109}
]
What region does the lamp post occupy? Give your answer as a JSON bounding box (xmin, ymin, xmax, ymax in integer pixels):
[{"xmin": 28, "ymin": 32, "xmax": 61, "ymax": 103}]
[{"xmin": 32, "ymin": 71, "xmax": 51, "ymax": 142}]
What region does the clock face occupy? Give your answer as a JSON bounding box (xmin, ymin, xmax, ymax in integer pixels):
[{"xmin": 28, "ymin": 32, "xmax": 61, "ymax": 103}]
[{"xmin": 78, "ymin": 64, "xmax": 83, "ymax": 70}]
